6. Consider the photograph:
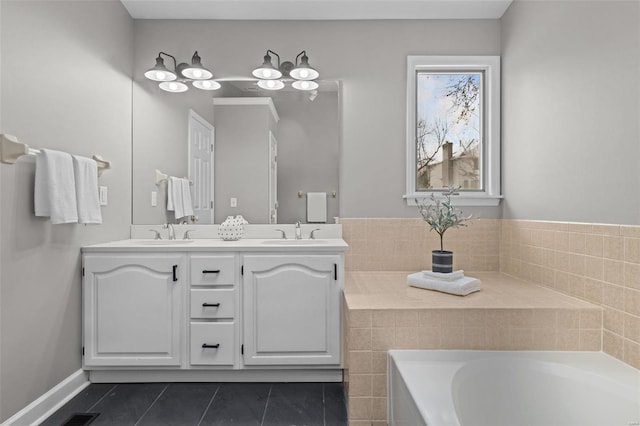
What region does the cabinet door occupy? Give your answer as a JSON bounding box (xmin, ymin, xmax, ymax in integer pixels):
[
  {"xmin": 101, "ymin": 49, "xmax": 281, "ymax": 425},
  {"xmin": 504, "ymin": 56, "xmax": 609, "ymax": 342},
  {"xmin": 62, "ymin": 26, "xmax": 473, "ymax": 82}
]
[
  {"xmin": 83, "ymin": 254, "xmax": 185, "ymax": 367},
  {"xmin": 243, "ymin": 255, "xmax": 342, "ymax": 366}
]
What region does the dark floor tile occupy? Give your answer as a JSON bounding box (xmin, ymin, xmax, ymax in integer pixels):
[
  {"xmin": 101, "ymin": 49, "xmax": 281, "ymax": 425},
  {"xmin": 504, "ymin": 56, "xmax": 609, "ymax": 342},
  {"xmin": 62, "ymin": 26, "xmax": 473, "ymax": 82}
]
[
  {"xmin": 136, "ymin": 383, "xmax": 219, "ymax": 426},
  {"xmin": 199, "ymin": 383, "xmax": 270, "ymax": 426},
  {"xmin": 39, "ymin": 384, "xmax": 115, "ymax": 426},
  {"xmin": 323, "ymin": 383, "xmax": 348, "ymax": 426},
  {"xmin": 88, "ymin": 383, "xmax": 167, "ymax": 426},
  {"xmin": 262, "ymin": 383, "xmax": 324, "ymax": 426}
]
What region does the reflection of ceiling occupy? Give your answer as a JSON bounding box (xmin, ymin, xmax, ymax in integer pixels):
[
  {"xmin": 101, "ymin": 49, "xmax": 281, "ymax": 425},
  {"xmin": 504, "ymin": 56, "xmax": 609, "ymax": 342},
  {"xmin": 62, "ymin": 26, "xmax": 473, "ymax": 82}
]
[
  {"xmin": 227, "ymin": 79, "xmax": 338, "ymax": 93},
  {"xmin": 121, "ymin": 0, "xmax": 513, "ymax": 20}
]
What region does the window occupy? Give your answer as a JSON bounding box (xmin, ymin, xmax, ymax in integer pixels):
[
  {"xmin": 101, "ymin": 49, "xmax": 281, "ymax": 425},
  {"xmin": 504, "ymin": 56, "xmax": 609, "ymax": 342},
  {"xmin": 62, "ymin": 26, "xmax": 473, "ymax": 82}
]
[{"xmin": 405, "ymin": 56, "xmax": 501, "ymax": 206}]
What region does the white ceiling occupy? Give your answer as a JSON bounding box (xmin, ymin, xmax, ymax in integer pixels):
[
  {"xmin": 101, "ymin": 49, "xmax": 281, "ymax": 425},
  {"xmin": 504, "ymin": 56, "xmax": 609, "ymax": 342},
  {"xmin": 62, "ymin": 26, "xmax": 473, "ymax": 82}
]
[{"xmin": 121, "ymin": 0, "xmax": 513, "ymax": 20}]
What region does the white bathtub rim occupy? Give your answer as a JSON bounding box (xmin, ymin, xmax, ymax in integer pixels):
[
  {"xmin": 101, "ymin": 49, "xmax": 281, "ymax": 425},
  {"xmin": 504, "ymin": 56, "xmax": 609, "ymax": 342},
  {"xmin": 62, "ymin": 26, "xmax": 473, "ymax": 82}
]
[{"xmin": 388, "ymin": 350, "xmax": 640, "ymax": 426}]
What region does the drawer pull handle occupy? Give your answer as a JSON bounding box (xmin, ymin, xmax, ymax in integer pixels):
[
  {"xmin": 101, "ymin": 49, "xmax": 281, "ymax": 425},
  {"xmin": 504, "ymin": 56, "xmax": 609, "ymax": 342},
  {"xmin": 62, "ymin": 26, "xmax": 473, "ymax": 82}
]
[
  {"xmin": 202, "ymin": 343, "xmax": 220, "ymax": 349},
  {"xmin": 202, "ymin": 270, "xmax": 221, "ymax": 274},
  {"xmin": 172, "ymin": 265, "xmax": 178, "ymax": 282},
  {"xmin": 202, "ymin": 303, "xmax": 220, "ymax": 307}
]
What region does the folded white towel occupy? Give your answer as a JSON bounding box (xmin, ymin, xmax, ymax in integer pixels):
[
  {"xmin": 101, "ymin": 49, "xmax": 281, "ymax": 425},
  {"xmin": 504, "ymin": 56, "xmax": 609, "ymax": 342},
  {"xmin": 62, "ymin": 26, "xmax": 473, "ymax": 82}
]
[
  {"xmin": 167, "ymin": 176, "xmax": 184, "ymax": 219},
  {"xmin": 307, "ymin": 192, "xmax": 327, "ymax": 223},
  {"xmin": 407, "ymin": 272, "xmax": 481, "ymax": 296},
  {"xmin": 72, "ymin": 155, "xmax": 102, "ymax": 224},
  {"xmin": 180, "ymin": 178, "xmax": 194, "ymax": 218},
  {"xmin": 34, "ymin": 149, "xmax": 78, "ymax": 224},
  {"xmin": 422, "ymin": 270, "xmax": 465, "ymax": 281},
  {"xmin": 167, "ymin": 176, "xmax": 176, "ymax": 212}
]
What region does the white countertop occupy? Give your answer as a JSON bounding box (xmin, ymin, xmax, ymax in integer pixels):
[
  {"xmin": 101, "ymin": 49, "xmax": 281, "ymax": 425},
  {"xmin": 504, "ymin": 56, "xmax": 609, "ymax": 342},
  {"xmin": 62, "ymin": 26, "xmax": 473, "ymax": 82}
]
[{"xmin": 82, "ymin": 238, "xmax": 349, "ymax": 252}]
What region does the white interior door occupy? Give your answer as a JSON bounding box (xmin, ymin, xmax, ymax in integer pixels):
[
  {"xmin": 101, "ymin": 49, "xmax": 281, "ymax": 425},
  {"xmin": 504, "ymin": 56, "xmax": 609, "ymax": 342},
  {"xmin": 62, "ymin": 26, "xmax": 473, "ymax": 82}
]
[
  {"xmin": 268, "ymin": 131, "xmax": 278, "ymax": 224},
  {"xmin": 188, "ymin": 109, "xmax": 214, "ymax": 224}
]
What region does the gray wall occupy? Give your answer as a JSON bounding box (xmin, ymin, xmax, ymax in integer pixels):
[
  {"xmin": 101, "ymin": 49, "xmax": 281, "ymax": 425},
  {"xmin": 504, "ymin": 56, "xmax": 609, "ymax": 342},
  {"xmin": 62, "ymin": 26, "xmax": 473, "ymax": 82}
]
[
  {"xmin": 0, "ymin": 1, "xmax": 133, "ymax": 421},
  {"xmin": 275, "ymin": 91, "xmax": 340, "ymax": 224},
  {"xmin": 501, "ymin": 0, "xmax": 640, "ymax": 225},
  {"xmin": 133, "ymin": 19, "xmax": 502, "ymax": 220}
]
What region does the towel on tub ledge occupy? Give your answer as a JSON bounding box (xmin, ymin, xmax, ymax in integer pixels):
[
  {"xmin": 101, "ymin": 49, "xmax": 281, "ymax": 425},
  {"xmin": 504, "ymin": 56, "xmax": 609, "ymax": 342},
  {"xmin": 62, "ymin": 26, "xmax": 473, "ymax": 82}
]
[{"xmin": 407, "ymin": 272, "xmax": 481, "ymax": 296}]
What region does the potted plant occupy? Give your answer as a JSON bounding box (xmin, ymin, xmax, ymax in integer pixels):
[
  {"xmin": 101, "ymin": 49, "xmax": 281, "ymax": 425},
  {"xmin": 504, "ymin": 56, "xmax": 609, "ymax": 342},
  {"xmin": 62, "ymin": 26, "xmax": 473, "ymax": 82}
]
[{"xmin": 416, "ymin": 187, "xmax": 472, "ymax": 273}]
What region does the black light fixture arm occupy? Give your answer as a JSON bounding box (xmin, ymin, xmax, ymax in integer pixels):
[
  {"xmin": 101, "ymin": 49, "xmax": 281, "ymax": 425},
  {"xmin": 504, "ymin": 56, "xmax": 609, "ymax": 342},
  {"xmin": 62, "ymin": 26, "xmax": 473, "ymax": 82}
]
[
  {"xmin": 266, "ymin": 49, "xmax": 281, "ymax": 68},
  {"xmin": 295, "ymin": 50, "xmax": 307, "ymax": 66},
  {"xmin": 158, "ymin": 51, "xmax": 178, "ymax": 72}
]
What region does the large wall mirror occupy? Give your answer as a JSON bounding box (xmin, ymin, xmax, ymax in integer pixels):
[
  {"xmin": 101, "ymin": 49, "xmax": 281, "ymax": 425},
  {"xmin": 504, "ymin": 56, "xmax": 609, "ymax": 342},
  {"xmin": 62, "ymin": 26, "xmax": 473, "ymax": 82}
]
[{"xmin": 132, "ymin": 78, "xmax": 341, "ymax": 225}]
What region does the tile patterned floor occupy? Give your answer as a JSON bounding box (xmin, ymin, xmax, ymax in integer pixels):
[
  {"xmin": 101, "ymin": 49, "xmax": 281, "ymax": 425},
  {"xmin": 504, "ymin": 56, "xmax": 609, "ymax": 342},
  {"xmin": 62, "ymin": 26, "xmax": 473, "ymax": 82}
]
[{"xmin": 40, "ymin": 382, "xmax": 347, "ymax": 426}]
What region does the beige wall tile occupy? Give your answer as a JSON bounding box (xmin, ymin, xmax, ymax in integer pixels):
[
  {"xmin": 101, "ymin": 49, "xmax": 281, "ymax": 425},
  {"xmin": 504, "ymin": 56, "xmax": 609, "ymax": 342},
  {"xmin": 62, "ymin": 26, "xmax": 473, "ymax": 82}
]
[
  {"xmin": 349, "ymin": 374, "xmax": 372, "ymax": 397},
  {"xmin": 585, "ymin": 257, "xmax": 604, "ymax": 281},
  {"xmin": 625, "ymin": 288, "xmax": 640, "ymax": 316},
  {"xmin": 579, "ymin": 329, "xmax": 601, "ymax": 350},
  {"xmin": 395, "ymin": 327, "xmax": 422, "ymax": 349},
  {"xmin": 579, "ymin": 310, "xmax": 602, "ymax": 329},
  {"xmin": 372, "ymin": 397, "xmax": 387, "ymax": 421},
  {"xmin": 509, "ymin": 328, "xmax": 534, "ymax": 350},
  {"xmin": 349, "ymin": 310, "xmax": 372, "ymax": 328},
  {"xmin": 621, "ymin": 226, "xmax": 640, "ymax": 238},
  {"xmin": 557, "ymin": 328, "xmax": 580, "ymax": 350},
  {"xmin": 486, "ymin": 328, "xmax": 510, "ymax": 350},
  {"xmin": 441, "ymin": 327, "xmax": 465, "ymax": 349},
  {"xmin": 555, "ymin": 232, "xmax": 571, "ymax": 252},
  {"xmin": 603, "ymin": 331, "xmax": 624, "ymax": 360},
  {"xmin": 418, "ymin": 327, "xmax": 441, "ymax": 348},
  {"xmin": 371, "ymin": 351, "xmax": 388, "ymax": 374},
  {"xmin": 569, "ymin": 233, "xmax": 586, "ymax": 254},
  {"xmin": 625, "ymin": 263, "xmax": 640, "ymax": 290},
  {"xmin": 395, "ymin": 310, "xmax": 419, "ymax": 327},
  {"xmin": 372, "ymin": 374, "xmax": 387, "ymax": 397},
  {"xmin": 623, "ymin": 339, "xmax": 640, "ymax": 369},
  {"xmin": 625, "ymin": 238, "xmax": 640, "ymax": 264},
  {"xmin": 584, "ymin": 279, "xmax": 604, "ymax": 304},
  {"xmin": 585, "ymin": 234, "xmax": 604, "ymax": 257},
  {"xmin": 371, "ymin": 328, "xmax": 395, "ymax": 351},
  {"xmin": 624, "ymin": 314, "xmax": 640, "ymax": 343},
  {"xmin": 568, "ymin": 223, "xmax": 593, "ymax": 234},
  {"xmin": 419, "ymin": 310, "xmax": 442, "ymax": 327},
  {"xmin": 349, "ymin": 351, "xmax": 372, "ymax": 374},
  {"xmin": 532, "ymin": 328, "xmax": 557, "ymax": 350},
  {"xmin": 604, "ymin": 308, "xmax": 624, "ymax": 335},
  {"xmin": 603, "ymin": 236, "xmax": 624, "ymax": 260},
  {"xmin": 603, "ymin": 284, "xmax": 625, "ymax": 309},
  {"xmin": 372, "ymin": 310, "xmax": 395, "ymax": 327},
  {"xmin": 464, "ymin": 327, "xmax": 487, "ymax": 349},
  {"xmin": 348, "ymin": 397, "xmax": 372, "ymax": 420},
  {"xmin": 349, "ymin": 328, "xmax": 372, "ymax": 350},
  {"xmin": 592, "ymin": 224, "xmax": 620, "ymax": 236},
  {"xmin": 603, "ymin": 260, "xmax": 625, "ymax": 286},
  {"xmin": 463, "ymin": 309, "xmax": 487, "ymax": 327},
  {"xmin": 441, "ymin": 310, "xmax": 465, "ymax": 328},
  {"xmin": 557, "ymin": 310, "xmax": 580, "ymax": 329}
]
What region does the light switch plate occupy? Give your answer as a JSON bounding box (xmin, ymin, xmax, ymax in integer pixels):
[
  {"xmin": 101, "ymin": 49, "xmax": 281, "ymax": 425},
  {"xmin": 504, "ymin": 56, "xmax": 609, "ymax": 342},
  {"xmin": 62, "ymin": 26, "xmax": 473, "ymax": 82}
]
[
  {"xmin": 151, "ymin": 191, "xmax": 157, "ymax": 207},
  {"xmin": 99, "ymin": 186, "xmax": 108, "ymax": 206},
  {"xmin": 230, "ymin": 197, "xmax": 237, "ymax": 207}
]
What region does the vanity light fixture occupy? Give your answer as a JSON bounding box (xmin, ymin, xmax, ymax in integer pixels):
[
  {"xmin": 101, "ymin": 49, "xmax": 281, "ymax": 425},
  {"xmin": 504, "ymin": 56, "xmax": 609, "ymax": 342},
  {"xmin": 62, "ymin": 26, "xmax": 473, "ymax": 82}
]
[
  {"xmin": 251, "ymin": 50, "xmax": 320, "ymax": 91},
  {"xmin": 144, "ymin": 51, "xmax": 220, "ymax": 93}
]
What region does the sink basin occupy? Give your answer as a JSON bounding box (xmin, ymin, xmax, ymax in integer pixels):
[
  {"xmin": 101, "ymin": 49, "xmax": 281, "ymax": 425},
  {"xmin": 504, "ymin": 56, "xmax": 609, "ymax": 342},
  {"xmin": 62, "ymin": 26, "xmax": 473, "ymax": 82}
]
[
  {"xmin": 262, "ymin": 239, "xmax": 328, "ymax": 245},
  {"xmin": 135, "ymin": 240, "xmax": 195, "ymax": 245}
]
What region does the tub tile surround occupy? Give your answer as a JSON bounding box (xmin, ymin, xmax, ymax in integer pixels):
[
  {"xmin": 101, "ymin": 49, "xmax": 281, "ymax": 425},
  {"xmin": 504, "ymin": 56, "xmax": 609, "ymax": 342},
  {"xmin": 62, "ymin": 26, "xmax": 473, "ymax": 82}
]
[
  {"xmin": 341, "ymin": 218, "xmax": 639, "ymax": 425},
  {"xmin": 501, "ymin": 220, "xmax": 640, "ymax": 369}
]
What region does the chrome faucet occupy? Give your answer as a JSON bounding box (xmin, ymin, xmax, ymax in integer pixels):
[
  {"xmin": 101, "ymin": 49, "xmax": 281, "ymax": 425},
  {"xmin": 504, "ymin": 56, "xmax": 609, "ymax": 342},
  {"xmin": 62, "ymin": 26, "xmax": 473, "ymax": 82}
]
[
  {"xmin": 295, "ymin": 221, "xmax": 302, "ymax": 240},
  {"xmin": 274, "ymin": 229, "xmax": 287, "ymax": 239},
  {"xmin": 164, "ymin": 223, "xmax": 176, "ymax": 240},
  {"xmin": 310, "ymin": 228, "xmax": 321, "ymax": 239}
]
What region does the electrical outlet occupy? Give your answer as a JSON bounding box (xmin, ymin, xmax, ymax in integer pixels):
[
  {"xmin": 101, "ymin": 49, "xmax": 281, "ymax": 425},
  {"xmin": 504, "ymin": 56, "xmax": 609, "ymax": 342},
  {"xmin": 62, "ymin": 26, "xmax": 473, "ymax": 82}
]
[
  {"xmin": 99, "ymin": 186, "xmax": 108, "ymax": 206},
  {"xmin": 230, "ymin": 197, "xmax": 237, "ymax": 207},
  {"xmin": 151, "ymin": 191, "xmax": 157, "ymax": 207}
]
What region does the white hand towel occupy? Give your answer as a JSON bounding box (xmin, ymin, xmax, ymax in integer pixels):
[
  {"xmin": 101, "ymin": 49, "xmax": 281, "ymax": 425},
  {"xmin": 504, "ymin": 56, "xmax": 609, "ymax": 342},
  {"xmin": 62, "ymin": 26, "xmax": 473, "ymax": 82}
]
[
  {"xmin": 307, "ymin": 192, "xmax": 327, "ymax": 223},
  {"xmin": 167, "ymin": 176, "xmax": 185, "ymax": 220},
  {"xmin": 34, "ymin": 149, "xmax": 78, "ymax": 224},
  {"xmin": 180, "ymin": 178, "xmax": 194, "ymax": 218},
  {"xmin": 72, "ymin": 155, "xmax": 102, "ymax": 224},
  {"xmin": 422, "ymin": 270, "xmax": 465, "ymax": 281},
  {"xmin": 407, "ymin": 272, "xmax": 481, "ymax": 296}
]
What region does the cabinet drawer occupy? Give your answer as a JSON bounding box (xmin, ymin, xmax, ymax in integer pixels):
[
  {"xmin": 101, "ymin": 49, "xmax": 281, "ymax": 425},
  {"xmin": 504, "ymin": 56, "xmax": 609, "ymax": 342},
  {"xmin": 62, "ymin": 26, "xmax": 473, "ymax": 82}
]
[
  {"xmin": 190, "ymin": 289, "xmax": 235, "ymax": 319},
  {"xmin": 190, "ymin": 322, "xmax": 235, "ymax": 366},
  {"xmin": 190, "ymin": 255, "xmax": 235, "ymax": 286}
]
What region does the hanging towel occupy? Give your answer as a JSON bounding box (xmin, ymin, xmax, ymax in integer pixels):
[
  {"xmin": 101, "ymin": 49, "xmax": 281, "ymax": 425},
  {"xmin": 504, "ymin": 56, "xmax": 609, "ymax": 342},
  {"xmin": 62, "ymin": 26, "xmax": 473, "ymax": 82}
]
[
  {"xmin": 34, "ymin": 149, "xmax": 78, "ymax": 224},
  {"xmin": 180, "ymin": 178, "xmax": 194, "ymax": 218},
  {"xmin": 307, "ymin": 192, "xmax": 327, "ymax": 223},
  {"xmin": 72, "ymin": 155, "xmax": 102, "ymax": 224},
  {"xmin": 407, "ymin": 272, "xmax": 481, "ymax": 296},
  {"xmin": 167, "ymin": 176, "xmax": 184, "ymax": 219}
]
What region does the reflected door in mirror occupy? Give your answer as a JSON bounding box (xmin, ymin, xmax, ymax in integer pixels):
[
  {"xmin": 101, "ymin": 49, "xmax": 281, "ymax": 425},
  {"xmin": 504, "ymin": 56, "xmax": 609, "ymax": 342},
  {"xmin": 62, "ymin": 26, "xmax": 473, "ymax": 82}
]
[{"xmin": 189, "ymin": 110, "xmax": 214, "ymax": 224}]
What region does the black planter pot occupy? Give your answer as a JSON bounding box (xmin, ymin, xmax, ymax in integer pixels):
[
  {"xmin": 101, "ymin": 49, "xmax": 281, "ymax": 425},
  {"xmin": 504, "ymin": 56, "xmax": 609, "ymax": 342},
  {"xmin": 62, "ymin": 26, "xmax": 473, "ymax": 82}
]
[{"xmin": 432, "ymin": 250, "xmax": 453, "ymax": 273}]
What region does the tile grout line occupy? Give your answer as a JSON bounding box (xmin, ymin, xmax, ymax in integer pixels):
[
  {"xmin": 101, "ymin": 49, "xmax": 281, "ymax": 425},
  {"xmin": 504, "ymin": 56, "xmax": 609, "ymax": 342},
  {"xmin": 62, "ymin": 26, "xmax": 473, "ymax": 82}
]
[
  {"xmin": 322, "ymin": 383, "xmax": 326, "ymax": 426},
  {"xmin": 85, "ymin": 384, "xmax": 118, "ymax": 413},
  {"xmin": 134, "ymin": 383, "xmax": 169, "ymax": 426},
  {"xmin": 196, "ymin": 384, "xmax": 220, "ymax": 426},
  {"xmin": 259, "ymin": 384, "xmax": 273, "ymax": 426}
]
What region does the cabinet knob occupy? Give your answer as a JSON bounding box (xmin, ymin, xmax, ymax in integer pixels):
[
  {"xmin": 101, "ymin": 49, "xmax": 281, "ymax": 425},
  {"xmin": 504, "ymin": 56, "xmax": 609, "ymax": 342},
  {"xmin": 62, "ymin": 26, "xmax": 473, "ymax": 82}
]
[
  {"xmin": 202, "ymin": 303, "xmax": 220, "ymax": 307},
  {"xmin": 202, "ymin": 343, "xmax": 220, "ymax": 349}
]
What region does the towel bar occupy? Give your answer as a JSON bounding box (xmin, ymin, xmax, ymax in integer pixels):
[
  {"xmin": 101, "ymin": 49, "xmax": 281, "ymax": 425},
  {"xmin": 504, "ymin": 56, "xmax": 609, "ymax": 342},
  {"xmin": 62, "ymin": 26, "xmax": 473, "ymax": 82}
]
[{"xmin": 0, "ymin": 134, "xmax": 111, "ymax": 174}]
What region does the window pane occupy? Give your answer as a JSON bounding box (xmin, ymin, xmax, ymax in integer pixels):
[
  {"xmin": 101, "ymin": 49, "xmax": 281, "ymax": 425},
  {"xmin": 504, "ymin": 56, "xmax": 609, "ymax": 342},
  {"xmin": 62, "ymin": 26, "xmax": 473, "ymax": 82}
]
[{"xmin": 416, "ymin": 72, "xmax": 482, "ymax": 191}]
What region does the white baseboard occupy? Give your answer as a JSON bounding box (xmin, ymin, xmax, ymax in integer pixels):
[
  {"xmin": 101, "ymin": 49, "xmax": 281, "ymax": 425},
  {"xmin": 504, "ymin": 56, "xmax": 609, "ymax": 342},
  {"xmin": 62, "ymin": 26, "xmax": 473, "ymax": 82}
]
[{"xmin": 2, "ymin": 370, "xmax": 89, "ymax": 426}]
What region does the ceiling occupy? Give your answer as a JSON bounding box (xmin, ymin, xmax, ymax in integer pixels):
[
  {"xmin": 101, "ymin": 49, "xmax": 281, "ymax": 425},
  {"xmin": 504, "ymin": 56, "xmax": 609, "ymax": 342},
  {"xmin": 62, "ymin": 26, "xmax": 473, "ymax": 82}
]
[{"xmin": 121, "ymin": 0, "xmax": 513, "ymax": 20}]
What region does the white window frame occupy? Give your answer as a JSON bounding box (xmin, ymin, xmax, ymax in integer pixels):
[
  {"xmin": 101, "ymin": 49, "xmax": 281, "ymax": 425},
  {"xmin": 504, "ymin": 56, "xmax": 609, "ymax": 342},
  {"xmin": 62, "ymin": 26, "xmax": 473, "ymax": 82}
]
[{"xmin": 404, "ymin": 55, "xmax": 502, "ymax": 206}]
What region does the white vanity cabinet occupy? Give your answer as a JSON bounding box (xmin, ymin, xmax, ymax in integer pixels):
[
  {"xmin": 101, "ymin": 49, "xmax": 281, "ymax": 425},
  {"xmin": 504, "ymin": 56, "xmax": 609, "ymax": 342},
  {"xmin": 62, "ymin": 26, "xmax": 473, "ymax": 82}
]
[
  {"xmin": 242, "ymin": 254, "xmax": 343, "ymax": 366},
  {"xmin": 82, "ymin": 253, "xmax": 186, "ymax": 367}
]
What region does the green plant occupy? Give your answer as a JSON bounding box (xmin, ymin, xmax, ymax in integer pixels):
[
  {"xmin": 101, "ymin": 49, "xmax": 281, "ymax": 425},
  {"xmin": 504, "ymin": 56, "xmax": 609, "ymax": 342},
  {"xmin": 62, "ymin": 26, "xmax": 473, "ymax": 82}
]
[{"xmin": 416, "ymin": 187, "xmax": 472, "ymax": 252}]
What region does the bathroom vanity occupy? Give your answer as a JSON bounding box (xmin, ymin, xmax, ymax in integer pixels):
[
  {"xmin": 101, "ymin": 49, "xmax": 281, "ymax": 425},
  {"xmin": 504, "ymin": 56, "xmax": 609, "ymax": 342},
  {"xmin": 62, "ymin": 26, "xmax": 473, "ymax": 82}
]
[{"xmin": 81, "ymin": 237, "xmax": 347, "ymax": 382}]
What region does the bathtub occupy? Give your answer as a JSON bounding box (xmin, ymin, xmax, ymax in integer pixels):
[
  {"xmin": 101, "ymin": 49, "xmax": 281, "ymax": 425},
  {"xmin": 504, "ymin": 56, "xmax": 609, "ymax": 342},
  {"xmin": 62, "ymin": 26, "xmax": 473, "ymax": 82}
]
[{"xmin": 388, "ymin": 350, "xmax": 640, "ymax": 426}]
